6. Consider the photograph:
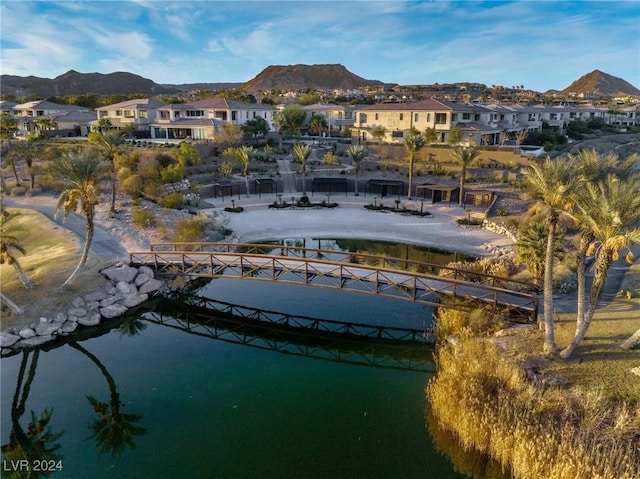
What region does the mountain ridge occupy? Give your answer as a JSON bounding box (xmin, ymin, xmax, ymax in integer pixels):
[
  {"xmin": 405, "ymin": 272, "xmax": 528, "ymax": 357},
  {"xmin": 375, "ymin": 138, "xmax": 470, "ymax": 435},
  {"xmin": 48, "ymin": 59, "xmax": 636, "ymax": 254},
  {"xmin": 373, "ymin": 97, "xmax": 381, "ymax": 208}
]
[{"xmin": 2, "ymin": 66, "xmax": 638, "ymax": 98}]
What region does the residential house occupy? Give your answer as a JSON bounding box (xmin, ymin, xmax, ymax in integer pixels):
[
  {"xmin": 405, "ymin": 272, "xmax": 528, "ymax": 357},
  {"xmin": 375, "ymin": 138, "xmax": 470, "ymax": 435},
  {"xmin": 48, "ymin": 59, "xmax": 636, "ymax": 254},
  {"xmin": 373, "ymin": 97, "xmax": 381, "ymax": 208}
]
[
  {"xmin": 10, "ymin": 100, "xmax": 95, "ymax": 137},
  {"xmin": 150, "ymin": 98, "xmax": 278, "ymax": 141},
  {"xmin": 95, "ymin": 98, "xmax": 165, "ymax": 136},
  {"xmin": 301, "ymin": 102, "xmax": 354, "ymax": 135}
]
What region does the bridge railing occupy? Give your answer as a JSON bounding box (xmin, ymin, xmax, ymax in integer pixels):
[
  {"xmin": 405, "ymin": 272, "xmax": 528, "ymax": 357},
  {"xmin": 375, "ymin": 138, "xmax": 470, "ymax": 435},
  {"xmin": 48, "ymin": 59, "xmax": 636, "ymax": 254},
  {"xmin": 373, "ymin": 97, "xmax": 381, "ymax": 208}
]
[
  {"xmin": 129, "ymin": 247, "xmax": 539, "ymax": 323},
  {"xmin": 148, "ymin": 242, "xmax": 538, "ymax": 293}
]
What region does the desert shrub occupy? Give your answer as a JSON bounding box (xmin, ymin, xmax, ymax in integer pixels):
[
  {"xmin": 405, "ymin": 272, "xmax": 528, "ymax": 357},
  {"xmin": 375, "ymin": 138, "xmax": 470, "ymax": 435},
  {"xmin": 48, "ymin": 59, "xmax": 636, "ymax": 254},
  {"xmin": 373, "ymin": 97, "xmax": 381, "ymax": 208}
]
[
  {"xmin": 132, "ymin": 207, "xmax": 156, "ymax": 228},
  {"xmin": 10, "ymin": 186, "xmax": 27, "ymax": 196},
  {"xmin": 172, "ymin": 215, "xmax": 208, "ymax": 242},
  {"xmin": 121, "ymin": 174, "xmax": 143, "ymax": 198},
  {"xmin": 158, "ymin": 192, "xmax": 184, "ymax": 209}
]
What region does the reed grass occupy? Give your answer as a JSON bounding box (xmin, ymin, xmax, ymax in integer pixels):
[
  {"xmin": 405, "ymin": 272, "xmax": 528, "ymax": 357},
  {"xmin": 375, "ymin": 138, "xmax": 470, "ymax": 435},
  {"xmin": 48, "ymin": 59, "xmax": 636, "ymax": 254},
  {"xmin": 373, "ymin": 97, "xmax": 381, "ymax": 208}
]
[{"xmin": 427, "ymin": 309, "xmax": 640, "ymax": 479}]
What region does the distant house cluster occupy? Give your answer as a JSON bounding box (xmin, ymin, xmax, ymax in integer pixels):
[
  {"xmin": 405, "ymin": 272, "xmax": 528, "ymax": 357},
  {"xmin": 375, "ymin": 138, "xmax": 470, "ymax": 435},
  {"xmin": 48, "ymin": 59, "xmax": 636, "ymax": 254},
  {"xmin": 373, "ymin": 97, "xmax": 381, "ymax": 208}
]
[{"xmin": 1, "ymin": 96, "xmax": 638, "ymax": 144}]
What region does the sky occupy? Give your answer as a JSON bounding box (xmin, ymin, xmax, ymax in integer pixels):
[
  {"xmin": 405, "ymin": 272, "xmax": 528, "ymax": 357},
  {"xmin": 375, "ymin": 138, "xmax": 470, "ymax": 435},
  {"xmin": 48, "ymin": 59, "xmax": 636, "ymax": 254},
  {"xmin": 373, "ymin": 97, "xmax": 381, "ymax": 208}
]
[{"xmin": 1, "ymin": 0, "xmax": 639, "ymax": 92}]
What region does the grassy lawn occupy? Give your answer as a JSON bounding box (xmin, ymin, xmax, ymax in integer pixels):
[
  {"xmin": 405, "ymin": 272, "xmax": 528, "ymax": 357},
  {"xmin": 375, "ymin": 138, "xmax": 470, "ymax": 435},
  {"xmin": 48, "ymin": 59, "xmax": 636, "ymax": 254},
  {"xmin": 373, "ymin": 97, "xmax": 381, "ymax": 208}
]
[{"xmin": 1, "ymin": 208, "xmax": 112, "ymax": 331}]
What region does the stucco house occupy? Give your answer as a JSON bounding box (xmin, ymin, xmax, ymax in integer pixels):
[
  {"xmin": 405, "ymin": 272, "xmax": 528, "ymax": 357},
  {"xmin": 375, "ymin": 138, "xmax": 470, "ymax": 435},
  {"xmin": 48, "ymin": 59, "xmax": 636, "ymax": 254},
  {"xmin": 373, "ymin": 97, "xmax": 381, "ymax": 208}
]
[
  {"xmin": 149, "ymin": 98, "xmax": 278, "ymax": 140},
  {"xmin": 301, "ymin": 102, "xmax": 355, "ymax": 135},
  {"xmin": 94, "ymin": 98, "xmax": 165, "ymax": 135},
  {"xmin": 9, "ymin": 100, "xmax": 95, "ymax": 137}
]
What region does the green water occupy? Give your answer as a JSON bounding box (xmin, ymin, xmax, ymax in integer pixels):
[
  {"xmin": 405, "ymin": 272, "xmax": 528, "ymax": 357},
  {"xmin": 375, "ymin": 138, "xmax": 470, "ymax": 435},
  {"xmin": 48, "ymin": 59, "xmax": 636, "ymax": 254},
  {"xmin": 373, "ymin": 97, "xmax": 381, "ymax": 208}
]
[{"xmin": 2, "ymin": 238, "xmax": 483, "ymax": 478}]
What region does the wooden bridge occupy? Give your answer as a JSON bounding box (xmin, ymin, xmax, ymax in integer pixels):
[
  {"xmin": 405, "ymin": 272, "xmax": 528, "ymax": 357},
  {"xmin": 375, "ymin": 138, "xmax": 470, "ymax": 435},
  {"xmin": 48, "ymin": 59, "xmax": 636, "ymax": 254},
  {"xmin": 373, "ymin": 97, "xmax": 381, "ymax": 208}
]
[{"xmin": 129, "ymin": 242, "xmax": 539, "ymax": 323}]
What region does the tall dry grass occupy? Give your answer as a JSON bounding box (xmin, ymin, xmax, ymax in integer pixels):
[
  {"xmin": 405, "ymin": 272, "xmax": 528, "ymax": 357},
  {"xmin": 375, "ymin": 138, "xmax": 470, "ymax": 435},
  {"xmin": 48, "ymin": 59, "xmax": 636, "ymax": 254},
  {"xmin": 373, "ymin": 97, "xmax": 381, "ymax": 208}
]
[{"xmin": 427, "ymin": 309, "xmax": 640, "ymax": 479}]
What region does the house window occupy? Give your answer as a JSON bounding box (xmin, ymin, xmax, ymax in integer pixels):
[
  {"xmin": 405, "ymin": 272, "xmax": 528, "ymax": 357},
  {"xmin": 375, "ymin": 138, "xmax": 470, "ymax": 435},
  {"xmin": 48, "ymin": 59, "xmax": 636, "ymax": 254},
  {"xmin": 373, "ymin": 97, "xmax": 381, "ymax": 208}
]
[
  {"xmin": 451, "ymin": 114, "xmax": 457, "ymax": 121},
  {"xmin": 550, "ymin": 113, "xmax": 558, "ymax": 120},
  {"xmin": 186, "ymin": 110, "xmax": 204, "ymax": 117},
  {"xmin": 192, "ymin": 128, "xmax": 206, "ymax": 140},
  {"xmin": 462, "ymin": 113, "xmax": 471, "ymax": 120},
  {"xmin": 414, "ymin": 113, "xmax": 419, "ymax": 122},
  {"xmin": 391, "ymin": 130, "xmax": 403, "ymax": 138},
  {"xmin": 116, "ymin": 110, "xmax": 122, "ymax": 117},
  {"xmin": 435, "ymin": 113, "xmax": 447, "ymax": 124},
  {"xmin": 124, "ymin": 110, "xmax": 135, "ymax": 118},
  {"xmin": 139, "ymin": 110, "xmax": 147, "ymax": 119},
  {"xmin": 475, "ymin": 114, "xmax": 480, "ymax": 121},
  {"xmin": 375, "ymin": 113, "xmax": 379, "ymax": 120},
  {"xmin": 99, "ymin": 111, "xmax": 107, "ymax": 118},
  {"xmin": 426, "ymin": 113, "xmax": 431, "ymax": 122},
  {"xmin": 399, "ymin": 113, "xmax": 404, "ymax": 121},
  {"xmin": 359, "ymin": 113, "xmax": 367, "ymax": 123},
  {"xmin": 232, "ymin": 111, "xmax": 237, "ymax": 121},
  {"xmin": 160, "ymin": 111, "xmax": 169, "ymax": 119}
]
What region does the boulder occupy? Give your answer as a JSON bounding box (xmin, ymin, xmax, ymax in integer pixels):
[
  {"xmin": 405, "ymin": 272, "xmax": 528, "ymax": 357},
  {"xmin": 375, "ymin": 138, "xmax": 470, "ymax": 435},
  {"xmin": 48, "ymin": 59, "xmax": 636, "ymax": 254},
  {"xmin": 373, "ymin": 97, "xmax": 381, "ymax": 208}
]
[
  {"xmin": 139, "ymin": 278, "xmax": 164, "ymax": 294},
  {"xmin": 60, "ymin": 321, "xmax": 78, "ymax": 334},
  {"xmin": 100, "ymin": 304, "xmax": 128, "ymax": 319},
  {"xmin": 102, "ymin": 265, "xmax": 139, "ymax": 284},
  {"xmin": 0, "ymin": 332, "xmax": 21, "ymax": 348},
  {"xmin": 100, "ymin": 296, "xmax": 116, "ymax": 307},
  {"xmin": 54, "ymin": 312, "xmax": 67, "ymax": 323},
  {"xmin": 116, "ymin": 281, "xmax": 132, "ymax": 295},
  {"xmin": 121, "ymin": 293, "xmax": 149, "ymax": 308},
  {"xmin": 19, "ymin": 328, "xmax": 36, "ymax": 339},
  {"xmin": 135, "ymin": 273, "xmax": 151, "ymax": 286},
  {"xmin": 77, "ymin": 312, "xmax": 101, "ymax": 327},
  {"xmin": 85, "ymin": 290, "xmax": 108, "ymax": 303},
  {"xmin": 16, "ymin": 335, "xmax": 55, "ymax": 348},
  {"xmin": 71, "ymin": 297, "xmax": 86, "ymax": 308},
  {"xmin": 35, "ymin": 322, "xmax": 63, "ymax": 336},
  {"xmin": 139, "ymin": 265, "xmax": 155, "ymax": 279},
  {"xmin": 68, "ymin": 307, "xmax": 87, "ymax": 317}
]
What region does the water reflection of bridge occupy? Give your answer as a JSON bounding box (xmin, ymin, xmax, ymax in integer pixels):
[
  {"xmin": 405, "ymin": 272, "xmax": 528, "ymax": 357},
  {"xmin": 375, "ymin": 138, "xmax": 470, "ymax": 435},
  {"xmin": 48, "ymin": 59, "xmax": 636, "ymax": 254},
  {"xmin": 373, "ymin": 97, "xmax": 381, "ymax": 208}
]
[
  {"xmin": 129, "ymin": 242, "xmax": 539, "ymax": 323},
  {"xmin": 144, "ymin": 295, "xmax": 436, "ymax": 373}
]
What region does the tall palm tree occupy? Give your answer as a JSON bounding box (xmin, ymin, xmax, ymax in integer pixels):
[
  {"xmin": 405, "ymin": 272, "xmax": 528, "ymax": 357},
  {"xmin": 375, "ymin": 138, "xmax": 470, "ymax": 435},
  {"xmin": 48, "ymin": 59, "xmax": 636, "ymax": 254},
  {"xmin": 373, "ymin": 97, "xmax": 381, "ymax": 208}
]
[
  {"xmin": 10, "ymin": 134, "xmax": 39, "ymax": 190},
  {"xmin": 524, "ymin": 156, "xmax": 581, "ymax": 353},
  {"xmin": 403, "ymin": 133, "xmax": 425, "ymax": 199},
  {"xmin": 568, "ymin": 149, "xmax": 636, "ymax": 337},
  {"xmin": 293, "ymin": 143, "xmax": 311, "ymax": 195},
  {"xmin": 450, "ymin": 145, "xmax": 480, "ymax": 206},
  {"xmin": 560, "ymin": 174, "xmax": 640, "ymax": 358},
  {"xmin": 88, "ymin": 129, "xmax": 125, "ymax": 213},
  {"xmin": 70, "ymin": 342, "xmax": 147, "ymax": 456},
  {"xmin": 0, "ymin": 204, "xmax": 32, "ymax": 289},
  {"xmin": 346, "ymin": 145, "xmax": 368, "ymax": 196},
  {"xmin": 52, "ymin": 151, "xmax": 103, "ymax": 288}
]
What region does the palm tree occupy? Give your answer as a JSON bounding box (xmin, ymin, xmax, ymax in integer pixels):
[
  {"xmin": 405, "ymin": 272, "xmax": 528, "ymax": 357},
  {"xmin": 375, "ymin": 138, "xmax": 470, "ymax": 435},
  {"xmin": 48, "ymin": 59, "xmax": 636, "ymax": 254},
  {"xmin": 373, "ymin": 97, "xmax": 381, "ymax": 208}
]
[
  {"xmin": 292, "ymin": 143, "xmax": 311, "ymax": 195},
  {"xmin": 51, "ymin": 151, "xmax": 103, "ymax": 288},
  {"xmin": 515, "ymin": 222, "xmax": 565, "ymax": 289},
  {"xmin": 524, "ymin": 156, "xmax": 581, "ymax": 353},
  {"xmin": 10, "ymin": 134, "xmax": 39, "ymax": 190},
  {"xmin": 0, "ymin": 203, "xmax": 32, "ymax": 289},
  {"xmin": 70, "ymin": 342, "xmax": 147, "ymax": 456},
  {"xmin": 403, "ymin": 133, "xmax": 426, "ymax": 199},
  {"xmin": 346, "ymin": 145, "xmax": 368, "ymax": 196},
  {"xmin": 568, "ymin": 149, "xmax": 636, "ymax": 338},
  {"xmin": 560, "ymin": 174, "xmax": 640, "ymax": 358},
  {"xmin": 88, "ymin": 129, "xmax": 125, "ymax": 213},
  {"xmin": 450, "ymin": 146, "xmax": 480, "ymax": 206},
  {"xmin": 236, "ymin": 145, "xmax": 256, "ymax": 197}
]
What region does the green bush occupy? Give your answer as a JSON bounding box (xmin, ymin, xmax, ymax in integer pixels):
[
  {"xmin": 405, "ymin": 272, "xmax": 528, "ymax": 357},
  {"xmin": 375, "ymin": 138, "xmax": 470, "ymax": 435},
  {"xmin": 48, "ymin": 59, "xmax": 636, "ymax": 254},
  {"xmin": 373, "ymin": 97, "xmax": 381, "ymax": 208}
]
[
  {"xmin": 172, "ymin": 215, "xmax": 208, "ymax": 242},
  {"xmin": 132, "ymin": 207, "xmax": 156, "ymax": 228},
  {"xmin": 158, "ymin": 192, "xmax": 184, "ymax": 209}
]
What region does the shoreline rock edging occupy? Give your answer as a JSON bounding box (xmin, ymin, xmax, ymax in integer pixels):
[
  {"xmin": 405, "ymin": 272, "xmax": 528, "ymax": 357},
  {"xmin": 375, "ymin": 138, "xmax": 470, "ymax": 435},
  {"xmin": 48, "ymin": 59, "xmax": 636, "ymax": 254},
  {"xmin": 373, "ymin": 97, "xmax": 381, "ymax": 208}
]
[{"xmin": 0, "ymin": 264, "xmax": 166, "ymax": 355}]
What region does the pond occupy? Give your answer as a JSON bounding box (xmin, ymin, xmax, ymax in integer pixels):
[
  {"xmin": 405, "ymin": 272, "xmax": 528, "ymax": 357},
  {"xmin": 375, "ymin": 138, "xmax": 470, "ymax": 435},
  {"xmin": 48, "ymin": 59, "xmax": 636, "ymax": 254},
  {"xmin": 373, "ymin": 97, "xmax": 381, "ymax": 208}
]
[{"xmin": 1, "ymin": 239, "xmax": 495, "ymax": 478}]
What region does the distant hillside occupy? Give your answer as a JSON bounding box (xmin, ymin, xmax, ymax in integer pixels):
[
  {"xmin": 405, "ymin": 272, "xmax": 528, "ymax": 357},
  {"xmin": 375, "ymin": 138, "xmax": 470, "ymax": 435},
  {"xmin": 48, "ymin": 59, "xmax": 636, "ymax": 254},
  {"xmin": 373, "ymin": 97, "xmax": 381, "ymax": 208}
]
[
  {"xmin": 242, "ymin": 63, "xmax": 384, "ymax": 92},
  {"xmin": 1, "ymin": 70, "xmax": 178, "ymax": 97},
  {"xmin": 164, "ymin": 82, "xmax": 243, "ymax": 92},
  {"xmin": 562, "ymin": 70, "xmax": 640, "ymax": 97}
]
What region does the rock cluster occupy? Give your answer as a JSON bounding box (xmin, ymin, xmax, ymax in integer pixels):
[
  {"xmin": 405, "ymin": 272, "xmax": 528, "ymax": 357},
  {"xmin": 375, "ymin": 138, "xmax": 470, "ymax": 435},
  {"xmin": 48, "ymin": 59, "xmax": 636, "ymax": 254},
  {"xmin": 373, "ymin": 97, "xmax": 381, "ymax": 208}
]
[
  {"xmin": 0, "ymin": 264, "xmax": 164, "ymax": 355},
  {"xmin": 482, "ymin": 219, "xmax": 518, "ymax": 243}
]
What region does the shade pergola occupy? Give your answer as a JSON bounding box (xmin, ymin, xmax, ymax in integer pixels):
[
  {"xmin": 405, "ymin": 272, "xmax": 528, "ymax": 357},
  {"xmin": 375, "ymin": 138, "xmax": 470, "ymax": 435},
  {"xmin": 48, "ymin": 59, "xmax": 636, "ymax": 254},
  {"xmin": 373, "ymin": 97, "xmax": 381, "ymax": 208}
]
[
  {"xmin": 364, "ymin": 179, "xmax": 405, "ymax": 199},
  {"xmin": 415, "ymin": 184, "xmax": 460, "ymax": 206},
  {"xmin": 463, "ymin": 189, "xmax": 495, "ymax": 210}
]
